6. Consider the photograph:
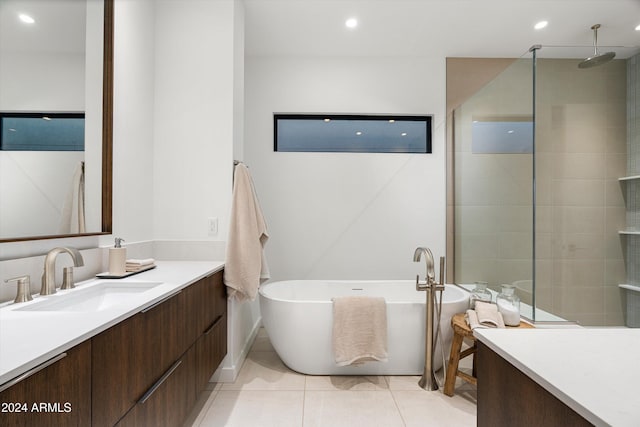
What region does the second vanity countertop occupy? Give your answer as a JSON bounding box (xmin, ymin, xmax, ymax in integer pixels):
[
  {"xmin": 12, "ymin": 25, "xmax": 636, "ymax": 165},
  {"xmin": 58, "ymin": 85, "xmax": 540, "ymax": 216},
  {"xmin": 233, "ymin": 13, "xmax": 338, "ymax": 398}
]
[
  {"xmin": 474, "ymin": 327, "xmax": 640, "ymax": 427},
  {"xmin": 0, "ymin": 260, "xmax": 224, "ymax": 387}
]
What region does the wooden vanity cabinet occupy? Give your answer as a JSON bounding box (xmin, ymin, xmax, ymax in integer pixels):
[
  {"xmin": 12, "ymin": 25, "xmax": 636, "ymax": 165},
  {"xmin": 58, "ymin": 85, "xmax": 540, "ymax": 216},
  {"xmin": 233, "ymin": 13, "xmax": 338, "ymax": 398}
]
[
  {"xmin": 195, "ymin": 311, "xmax": 227, "ymax": 394},
  {"xmin": 182, "ymin": 271, "xmax": 225, "ymax": 348},
  {"xmin": 184, "ymin": 271, "xmax": 228, "ymax": 394},
  {"xmin": 0, "ymin": 269, "xmax": 226, "ymax": 427},
  {"xmin": 91, "ymin": 290, "xmax": 184, "ymax": 427},
  {"xmin": 0, "ymin": 340, "xmax": 91, "ymax": 427},
  {"xmin": 92, "ymin": 270, "xmax": 226, "ymax": 427},
  {"xmin": 477, "ymin": 342, "xmax": 592, "ymax": 427}
]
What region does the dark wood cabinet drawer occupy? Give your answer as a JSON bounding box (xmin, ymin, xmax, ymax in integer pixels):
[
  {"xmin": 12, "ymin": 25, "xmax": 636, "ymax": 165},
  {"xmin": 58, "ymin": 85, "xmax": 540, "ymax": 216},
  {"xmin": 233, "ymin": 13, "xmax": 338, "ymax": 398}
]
[
  {"xmin": 92, "ymin": 291, "xmax": 184, "ymax": 427},
  {"xmin": 194, "ymin": 312, "xmax": 227, "ymax": 394},
  {"xmin": 115, "ymin": 346, "xmax": 197, "ymax": 427},
  {"xmin": 0, "ymin": 340, "xmax": 91, "ymax": 427},
  {"xmin": 183, "ymin": 271, "xmax": 226, "ymax": 349}
]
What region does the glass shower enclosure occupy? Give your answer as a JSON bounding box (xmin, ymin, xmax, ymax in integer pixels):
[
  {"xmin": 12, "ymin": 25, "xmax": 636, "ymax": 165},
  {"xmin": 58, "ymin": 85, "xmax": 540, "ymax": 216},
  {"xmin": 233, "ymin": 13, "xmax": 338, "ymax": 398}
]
[{"xmin": 452, "ymin": 44, "xmax": 640, "ymax": 326}]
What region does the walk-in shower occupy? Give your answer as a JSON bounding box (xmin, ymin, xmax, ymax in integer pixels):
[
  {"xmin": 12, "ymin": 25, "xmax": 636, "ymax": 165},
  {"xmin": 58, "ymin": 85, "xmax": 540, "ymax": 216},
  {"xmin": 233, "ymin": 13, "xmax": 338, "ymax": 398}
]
[{"xmin": 449, "ymin": 43, "xmax": 640, "ymax": 326}]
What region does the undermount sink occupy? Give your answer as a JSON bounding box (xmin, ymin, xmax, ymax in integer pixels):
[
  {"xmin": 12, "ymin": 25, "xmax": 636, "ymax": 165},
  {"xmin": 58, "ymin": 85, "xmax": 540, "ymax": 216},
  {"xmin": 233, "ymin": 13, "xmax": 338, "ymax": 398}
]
[{"xmin": 16, "ymin": 281, "xmax": 163, "ymax": 312}]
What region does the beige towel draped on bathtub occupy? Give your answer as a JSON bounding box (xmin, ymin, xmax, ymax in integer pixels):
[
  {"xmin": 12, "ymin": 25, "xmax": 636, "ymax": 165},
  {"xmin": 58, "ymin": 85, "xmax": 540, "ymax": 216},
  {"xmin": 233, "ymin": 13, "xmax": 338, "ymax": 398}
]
[
  {"xmin": 224, "ymin": 162, "xmax": 270, "ymax": 301},
  {"xmin": 332, "ymin": 296, "xmax": 388, "ymax": 366}
]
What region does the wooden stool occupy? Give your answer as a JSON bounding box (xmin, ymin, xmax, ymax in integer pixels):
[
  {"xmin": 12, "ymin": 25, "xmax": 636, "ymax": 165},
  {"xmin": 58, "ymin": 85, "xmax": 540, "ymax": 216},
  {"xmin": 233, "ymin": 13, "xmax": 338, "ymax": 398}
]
[{"xmin": 443, "ymin": 312, "xmax": 533, "ymax": 397}]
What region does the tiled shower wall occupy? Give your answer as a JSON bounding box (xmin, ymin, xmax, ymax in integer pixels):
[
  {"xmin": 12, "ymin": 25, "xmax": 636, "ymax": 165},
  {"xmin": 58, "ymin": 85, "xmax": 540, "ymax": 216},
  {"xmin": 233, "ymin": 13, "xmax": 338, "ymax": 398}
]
[
  {"xmin": 626, "ymin": 54, "xmax": 640, "ymax": 289},
  {"xmin": 627, "ymin": 54, "xmax": 640, "ymax": 177},
  {"xmin": 534, "ymin": 58, "xmax": 627, "ymax": 326}
]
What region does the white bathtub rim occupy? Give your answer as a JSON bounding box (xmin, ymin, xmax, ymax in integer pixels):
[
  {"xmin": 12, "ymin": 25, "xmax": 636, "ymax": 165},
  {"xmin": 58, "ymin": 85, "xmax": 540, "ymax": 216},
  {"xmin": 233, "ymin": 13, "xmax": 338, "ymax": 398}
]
[{"xmin": 259, "ymin": 280, "xmax": 469, "ymax": 304}]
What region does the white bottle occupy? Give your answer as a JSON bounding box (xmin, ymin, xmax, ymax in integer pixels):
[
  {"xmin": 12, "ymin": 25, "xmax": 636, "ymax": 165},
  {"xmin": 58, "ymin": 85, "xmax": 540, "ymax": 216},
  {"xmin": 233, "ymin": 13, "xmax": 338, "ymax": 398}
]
[
  {"xmin": 109, "ymin": 237, "xmax": 126, "ymax": 275},
  {"xmin": 496, "ymin": 284, "xmax": 521, "ymax": 326}
]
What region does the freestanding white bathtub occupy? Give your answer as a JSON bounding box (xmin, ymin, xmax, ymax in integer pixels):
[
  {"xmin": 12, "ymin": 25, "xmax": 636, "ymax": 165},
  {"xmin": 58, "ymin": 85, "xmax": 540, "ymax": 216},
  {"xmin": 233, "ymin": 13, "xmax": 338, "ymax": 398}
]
[{"xmin": 259, "ymin": 280, "xmax": 470, "ymax": 375}]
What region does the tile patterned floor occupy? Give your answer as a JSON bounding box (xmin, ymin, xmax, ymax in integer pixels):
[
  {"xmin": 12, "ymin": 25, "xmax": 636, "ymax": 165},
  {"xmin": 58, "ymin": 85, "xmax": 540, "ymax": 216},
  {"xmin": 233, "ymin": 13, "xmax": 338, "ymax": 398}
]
[{"xmin": 184, "ymin": 329, "xmax": 477, "ymax": 427}]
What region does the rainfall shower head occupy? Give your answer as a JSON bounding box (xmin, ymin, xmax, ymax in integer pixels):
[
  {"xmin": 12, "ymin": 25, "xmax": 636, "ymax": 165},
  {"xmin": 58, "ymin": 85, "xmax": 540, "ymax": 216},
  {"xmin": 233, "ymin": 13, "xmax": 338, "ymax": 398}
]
[{"xmin": 578, "ymin": 24, "xmax": 616, "ymax": 69}]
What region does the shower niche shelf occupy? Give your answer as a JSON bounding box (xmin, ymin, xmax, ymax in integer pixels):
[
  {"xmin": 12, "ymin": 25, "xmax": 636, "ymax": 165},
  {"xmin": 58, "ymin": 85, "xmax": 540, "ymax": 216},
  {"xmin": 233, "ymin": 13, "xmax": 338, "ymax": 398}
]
[
  {"xmin": 618, "ymin": 175, "xmax": 640, "ymax": 181},
  {"xmin": 618, "ymin": 230, "xmax": 640, "ymax": 235}
]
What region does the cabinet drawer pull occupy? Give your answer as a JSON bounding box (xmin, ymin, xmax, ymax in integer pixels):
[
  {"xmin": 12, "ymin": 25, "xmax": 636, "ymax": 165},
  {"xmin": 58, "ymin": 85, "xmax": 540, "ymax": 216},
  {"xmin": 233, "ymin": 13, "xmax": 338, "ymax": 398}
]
[
  {"xmin": 0, "ymin": 352, "xmax": 67, "ymax": 393},
  {"xmin": 138, "ymin": 359, "xmax": 182, "ymax": 404},
  {"xmin": 141, "ymin": 290, "xmax": 182, "ymax": 313},
  {"xmin": 204, "ymin": 314, "xmax": 224, "ymax": 335}
]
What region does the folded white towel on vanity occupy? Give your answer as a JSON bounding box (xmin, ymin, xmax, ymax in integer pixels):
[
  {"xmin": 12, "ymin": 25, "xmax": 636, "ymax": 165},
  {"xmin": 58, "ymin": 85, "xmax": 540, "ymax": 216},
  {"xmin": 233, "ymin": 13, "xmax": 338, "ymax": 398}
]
[
  {"xmin": 126, "ymin": 258, "xmax": 155, "ymax": 267},
  {"xmin": 332, "ymin": 296, "xmax": 388, "ymax": 366},
  {"xmin": 125, "ymin": 258, "xmax": 156, "ymax": 272}
]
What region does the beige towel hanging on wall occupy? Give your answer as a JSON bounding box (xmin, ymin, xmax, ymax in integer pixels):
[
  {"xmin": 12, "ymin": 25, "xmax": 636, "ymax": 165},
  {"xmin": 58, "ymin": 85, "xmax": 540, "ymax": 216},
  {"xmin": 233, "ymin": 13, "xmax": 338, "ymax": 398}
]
[{"xmin": 224, "ymin": 162, "xmax": 270, "ymax": 301}]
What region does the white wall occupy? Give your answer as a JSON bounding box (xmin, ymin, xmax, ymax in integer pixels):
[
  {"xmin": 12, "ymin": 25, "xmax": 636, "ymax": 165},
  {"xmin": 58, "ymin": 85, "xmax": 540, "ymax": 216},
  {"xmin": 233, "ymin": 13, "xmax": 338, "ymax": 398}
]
[
  {"xmin": 245, "ymin": 56, "xmax": 447, "ymax": 281},
  {"xmin": 153, "ymin": 0, "xmax": 234, "ymax": 242},
  {"xmin": 105, "ymin": 0, "xmax": 156, "ymax": 245},
  {"xmin": 153, "ymin": 0, "xmax": 258, "ymax": 382}
]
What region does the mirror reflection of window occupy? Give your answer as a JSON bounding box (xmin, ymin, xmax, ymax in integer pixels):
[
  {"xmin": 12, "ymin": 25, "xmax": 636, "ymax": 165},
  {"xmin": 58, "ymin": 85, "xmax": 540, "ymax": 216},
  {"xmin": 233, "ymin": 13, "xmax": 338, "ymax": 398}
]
[{"xmin": 1, "ymin": 113, "xmax": 85, "ymax": 151}]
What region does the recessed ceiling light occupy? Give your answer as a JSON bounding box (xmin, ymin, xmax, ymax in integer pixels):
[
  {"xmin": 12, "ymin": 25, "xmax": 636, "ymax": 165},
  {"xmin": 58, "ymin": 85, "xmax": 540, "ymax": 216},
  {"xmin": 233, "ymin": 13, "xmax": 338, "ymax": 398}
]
[
  {"xmin": 324, "ymin": 118, "xmax": 331, "ymax": 122},
  {"xmin": 356, "ymin": 131, "xmax": 362, "ymax": 136},
  {"xmin": 42, "ymin": 116, "xmax": 51, "ymax": 121},
  {"xmin": 345, "ymin": 18, "xmax": 358, "ymax": 29},
  {"xmin": 18, "ymin": 13, "xmax": 35, "ymax": 24},
  {"xmin": 401, "ymin": 132, "xmax": 407, "ymax": 136},
  {"xmin": 636, "ymin": 24, "xmax": 640, "ymax": 31},
  {"xmin": 534, "ymin": 21, "xmax": 548, "ymax": 30},
  {"xmin": 388, "ymin": 119, "xmax": 395, "ymax": 123}
]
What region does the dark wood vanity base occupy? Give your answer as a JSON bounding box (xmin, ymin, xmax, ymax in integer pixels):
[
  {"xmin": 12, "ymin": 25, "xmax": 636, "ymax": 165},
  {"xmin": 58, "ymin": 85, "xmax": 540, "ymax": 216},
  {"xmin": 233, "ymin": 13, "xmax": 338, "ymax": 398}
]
[
  {"xmin": 477, "ymin": 342, "xmax": 593, "ymax": 427},
  {"xmin": 0, "ymin": 270, "xmax": 227, "ymax": 427}
]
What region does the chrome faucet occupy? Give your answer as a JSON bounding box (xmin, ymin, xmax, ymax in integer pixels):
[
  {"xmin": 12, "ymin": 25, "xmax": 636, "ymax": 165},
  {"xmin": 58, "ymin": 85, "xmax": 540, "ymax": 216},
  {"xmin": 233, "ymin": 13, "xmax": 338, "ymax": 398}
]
[
  {"xmin": 41, "ymin": 247, "xmax": 84, "ymax": 295},
  {"xmin": 413, "ymin": 247, "xmax": 435, "ymax": 288},
  {"xmin": 413, "ymin": 246, "xmax": 445, "ymax": 391}
]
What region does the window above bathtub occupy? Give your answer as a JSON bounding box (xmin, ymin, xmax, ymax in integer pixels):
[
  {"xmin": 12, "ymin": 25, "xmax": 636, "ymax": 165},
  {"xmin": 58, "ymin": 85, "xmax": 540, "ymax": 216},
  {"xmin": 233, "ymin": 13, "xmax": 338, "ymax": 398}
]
[{"xmin": 274, "ymin": 114, "xmax": 432, "ymax": 154}]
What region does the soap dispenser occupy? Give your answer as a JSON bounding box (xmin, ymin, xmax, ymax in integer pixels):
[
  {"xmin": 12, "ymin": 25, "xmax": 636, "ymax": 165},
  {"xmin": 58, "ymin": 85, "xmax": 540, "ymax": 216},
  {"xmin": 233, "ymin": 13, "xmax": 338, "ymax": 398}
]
[{"xmin": 109, "ymin": 237, "xmax": 126, "ymax": 275}]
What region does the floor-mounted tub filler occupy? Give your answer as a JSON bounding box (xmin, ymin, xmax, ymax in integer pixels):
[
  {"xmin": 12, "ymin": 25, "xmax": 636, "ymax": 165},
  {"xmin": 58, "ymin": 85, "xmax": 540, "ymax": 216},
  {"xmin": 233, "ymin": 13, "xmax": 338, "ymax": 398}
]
[{"xmin": 259, "ymin": 279, "xmax": 469, "ymax": 376}]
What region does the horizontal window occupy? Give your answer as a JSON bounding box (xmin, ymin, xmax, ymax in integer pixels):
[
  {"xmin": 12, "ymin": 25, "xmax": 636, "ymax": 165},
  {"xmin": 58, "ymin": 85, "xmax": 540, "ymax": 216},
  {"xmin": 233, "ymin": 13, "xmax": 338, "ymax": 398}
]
[
  {"xmin": 274, "ymin": 114, "xmax": 432, "ymax": 153},
  {"xmin": 0, "ymin": 113, "xmax": 85, "ymax": 151}
]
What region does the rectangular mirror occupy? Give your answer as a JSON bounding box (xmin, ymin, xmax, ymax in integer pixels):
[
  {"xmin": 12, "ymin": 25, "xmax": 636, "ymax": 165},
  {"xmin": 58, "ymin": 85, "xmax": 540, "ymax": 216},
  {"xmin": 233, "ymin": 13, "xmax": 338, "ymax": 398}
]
[{"xmin": 0, "ymin": 0, "xmax": 112, "ymax": 242}]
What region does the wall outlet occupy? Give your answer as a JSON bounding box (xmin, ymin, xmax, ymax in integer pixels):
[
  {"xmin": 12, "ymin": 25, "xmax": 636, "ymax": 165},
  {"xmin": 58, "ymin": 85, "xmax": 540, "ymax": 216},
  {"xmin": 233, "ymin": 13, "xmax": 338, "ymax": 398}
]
[{"xmin": 207, "ymin": 217, "xmax": 218, "ymax": 236}]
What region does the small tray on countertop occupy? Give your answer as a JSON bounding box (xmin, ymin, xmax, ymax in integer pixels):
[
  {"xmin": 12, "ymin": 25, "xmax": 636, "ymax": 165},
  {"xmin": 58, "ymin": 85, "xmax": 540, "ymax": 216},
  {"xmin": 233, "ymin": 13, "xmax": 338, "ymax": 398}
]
[{"xmin": 96, "ymin": 264, "xmax": 156, "ymax": 279}]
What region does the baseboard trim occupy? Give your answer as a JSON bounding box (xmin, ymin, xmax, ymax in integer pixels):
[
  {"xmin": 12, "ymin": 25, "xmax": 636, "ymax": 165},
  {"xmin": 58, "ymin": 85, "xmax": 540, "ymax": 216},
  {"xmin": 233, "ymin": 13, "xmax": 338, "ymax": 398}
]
[{"xmin": 210, "ymin": 316, "xmax": 262, "ymax": 383}]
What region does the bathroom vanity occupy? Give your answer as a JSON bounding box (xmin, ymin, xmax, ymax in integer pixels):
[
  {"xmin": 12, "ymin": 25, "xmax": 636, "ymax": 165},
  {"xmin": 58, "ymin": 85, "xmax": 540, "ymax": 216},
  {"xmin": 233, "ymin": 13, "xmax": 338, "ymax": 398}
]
[
  {"xmin": 475, "ymin": 328, "xmax": 640, "ymax": 427},
  {"xmin": 0, "ymin": 261, "xmax": 226, "ymax": 427}
]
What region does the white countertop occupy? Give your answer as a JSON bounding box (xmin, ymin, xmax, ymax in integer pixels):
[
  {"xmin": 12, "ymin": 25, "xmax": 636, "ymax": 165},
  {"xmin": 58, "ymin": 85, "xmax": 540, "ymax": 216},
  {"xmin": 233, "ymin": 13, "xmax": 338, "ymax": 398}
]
[
  {"xmin": 474, "ymin": 328, "xmax": 640, "ymax": 427},
  {"xmin": 0, "ymin": 260, "xmax": 224, "ymax": 387}
]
